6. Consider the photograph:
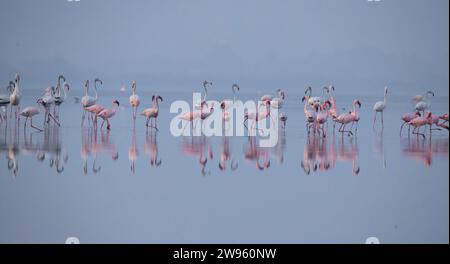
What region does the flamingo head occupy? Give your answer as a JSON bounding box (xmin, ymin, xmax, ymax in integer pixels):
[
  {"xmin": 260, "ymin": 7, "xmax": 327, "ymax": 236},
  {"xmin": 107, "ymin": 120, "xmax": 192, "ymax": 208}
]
[
  {"xmin": 415, "ymin": 111, "xmax": 421, "ymax": 117},
  {"xmin": 232, "ymin": 84, "xmax": 240, "ymax": 92},
  {"xmin": 7, "ymin": 81, "xmax": 15, "ymax": 93},
  {"xmin": 95, "ymin": 78, "xmax": 103, "ymax": 86},
  {"xmin": 427, "ymin": 112, "xmax": 432, "ymax": 118},
  {"xmin": 15, "ymin": 73, "xmax": 20, "ymax": 83},
  {"xmin": 113, "ymin": 100, "xmax": 120, "ymax": 107},
  {"xmin": 323, "ymin": 100, "xmax": 332, "ymax": 108},
  {"xmin": 220, "ymin": 101, "xmax": 226, "ymax": 110},
  {"xmin": 58, "ymin": 74, "xmax": 66, "ymax": 83},
  {"xmin": 384, "ymin": 86, "xmax": 388, "ymax": 94},
  {"xmin": 155, "ymin": 95, "xmax": 163, "ymax": 102},
  {"xmin": 322, "ymin": 86, "xmax": 330, "ymax": 94},
  {"xmin": 84, "ymin": 80, "xmax": 89, "ymax": 87},
  {"xmin": 301, "ymin": 96, "xmax": 306, "ymax": 103},
  {"xmin": 353, "ymin": 99, "xmax": 361, "ymax": 108},
  {"xmin": 427, "ymin": 90, "xmax": 435, "ymax": 97}
]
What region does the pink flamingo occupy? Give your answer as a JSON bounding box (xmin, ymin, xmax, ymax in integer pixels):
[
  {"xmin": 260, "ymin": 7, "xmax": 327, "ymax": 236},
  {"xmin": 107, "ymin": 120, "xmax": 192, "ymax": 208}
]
[
  {"xmin": 129, "ymin": 81, "xmax": 140, "ymax": 120},
  {"xmin": 400, "ymin": 111, "xmax": 421, "ymax": 136},
  {"xmin": 327, "ymin": 85, "xmax": 339, "ymax": 128},
  {"xmin": 140, "ymin": 95, "xmax": 163, "ymax": 130},
  {"xmin": 349, "ymin": 99, "xmax": 362, "ymax": 132},
  {"xmin": 179, "ymin": 101, "xmax": 206, "ymax": 133},
  {"xmin": 301, "ymin": 95, "xmax": 317, "ymax": 134},
  {"xmin": 98, "ymin": 100, "xmax": 120, "ymax": 130},
  {"xmin": 85, "ymin": 104, "xmax": 105, "ymax": 128},
  {"xmin": 409, "ymin": 112, "xmax": 433, "ymax": 138},
  {"xmin": 20, "ymin": 105, "xmax": 42, "ymax": 131},
  {"xmin": 316, "ymin": 100, "xmax": 331, "ymax": 137},
  {"xmin": 335, "ymin": 100, "xmax": 360, "ymax": 136},
  {"xmin": 243, "ymin": 101, "xmax": 271, "ymax": 133}
]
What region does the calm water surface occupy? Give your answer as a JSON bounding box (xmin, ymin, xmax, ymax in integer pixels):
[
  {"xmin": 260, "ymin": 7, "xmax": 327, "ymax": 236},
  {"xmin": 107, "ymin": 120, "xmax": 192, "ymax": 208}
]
[{"xmin": 0, "ymin": 89, "xmax": 448, "ymax": 243}]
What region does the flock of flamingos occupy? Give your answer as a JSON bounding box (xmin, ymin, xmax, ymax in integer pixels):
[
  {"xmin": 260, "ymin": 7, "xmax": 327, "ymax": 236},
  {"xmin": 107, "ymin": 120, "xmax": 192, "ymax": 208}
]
[{"xmin": 0, "ymin": 73, "xmax": 449, "ymax": 138}]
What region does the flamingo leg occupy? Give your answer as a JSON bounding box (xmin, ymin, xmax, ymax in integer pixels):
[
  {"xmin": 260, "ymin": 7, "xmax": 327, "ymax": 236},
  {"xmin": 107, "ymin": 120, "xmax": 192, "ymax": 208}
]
[
  {"xmin": 24, "ymin": 117, "xmax": 28, "ymax": 128},
  {"xmin": 400, "ymin": 122, "xmax": 406, "ymax": 136},
  {"xmin": 48, "ymin": 112, "xmax": 60, "ymax": 127},
  {"xmin": 31, "ymin": 118, "xmax": 43, "ymax": 132},
  {"xmin": 381, "ymin": 111, "xmax": 384, "ymax": 127},
  {"xmin": 412, "ymin": 127, "xmax": 425, "ymax": 139},
  {"xmin": 373, "ymin": 112, "xmax": 377, "ymax": 128}
]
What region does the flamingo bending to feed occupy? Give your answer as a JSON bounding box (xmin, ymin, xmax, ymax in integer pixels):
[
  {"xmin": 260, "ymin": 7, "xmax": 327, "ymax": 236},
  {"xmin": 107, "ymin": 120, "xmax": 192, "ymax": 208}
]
[
  {"xmin": 373, "ymin": 86, "xmax": 388, "ymax": 129},
  {"xmin": 409, "ymin": 112, "xmax": 433, "ymax": 138},
  {"xmin": 129, "ymin": 80, "xmax": 140, "ymax": 120},
  {"xmin": 400, "ymin": 111, "xmax": 421, "ymax": 136},
  {"xmin": 141, "ymin": 95, "xmax": 163, "ymax": 130},
  {"xmin": 20, "ymin": 103, "xmax": 43, "ymax": 132},
  {"xmin": 38, "ymin": 86, "xmax": 60, "ymax": 126},
  {"xmin": 98, "ymin": 100, "xmax": 120, "ymax": 130},
  {"xmin": 10, "ymin": 74, "xmax": 22, "ymax": 120},
  {"xmin": 85, "ymin": 104, "xmax": 105, "ymax": 127}
]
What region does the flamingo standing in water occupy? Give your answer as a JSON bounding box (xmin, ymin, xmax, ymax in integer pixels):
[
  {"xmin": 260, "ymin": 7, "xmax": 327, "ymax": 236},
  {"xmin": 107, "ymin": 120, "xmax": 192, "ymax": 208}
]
[
  {"xmin": 129, "ymin": 81, "xmax": 140, "ymax": 120},
  {"xmin": 98, "ymin": 100, "xmax": 120, "ymax": 130},
  {"xmin": 195, "ymin": 80, "xmax": 212, "ymax": 110},
  {"xmin": 316, "ymin": 100, "xmax": 331, "ymax": 137},
  {"xmin": 335, "ymin": 100, "xmax": 360, "ymax": 136},
  {"xmin": 20, "ymin": 103, "xmax": 42, "ymax": 132},
  {"xmin": 373, "ymin": 86, "xmax": 388, "ymax": 129},
  {"xmin": 301, "ymin": 94, "xmax": 317, "ymax": 134},
  {"xmin": 409, "ymin": 112, "xmax": 433, "ymax": 138},
  {"xmin": 10, "ymin": 74, "xmax": 22, "ymax": 121},
  {"xmin": 400, "ymin": 111, "xmax": 421, "ymax": 136},
  {"xmin": 179, "ymin": 101, "xmax": 206, "ymax": 133},
  {"xmin": 38, "ymin": 86, "xmax": 60, "ymax": 127},
  {"xmin": 140, "ymin": 95, "xmax": 163, "ymax": 130},
  {"xmin": 85, "ymin": 104, "xmax": 105, "ymax": 128},
  {"xmin": 0, "ymin": 81, "xmax": 14, "ymax": 122},
  {"xmin": 54, "ymin": 75, "xmax": 69, "ymax": 119},
  {"xmin": 81, "ymin": 80, "xmax": 97, "ymax": 125},
  {"xmin": 243, "ymin": 101, "xmax": 271, "ymax": 133},
  {"xmin": 349, "ymin": 99, "xmax": 362, "ymax": 132}
]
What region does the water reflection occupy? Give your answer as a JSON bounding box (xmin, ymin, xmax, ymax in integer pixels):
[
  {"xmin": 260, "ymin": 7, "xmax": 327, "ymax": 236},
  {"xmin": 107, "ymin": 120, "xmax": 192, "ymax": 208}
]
[
  {"xmin": 81, "ymin": 128, "xmax": 118, "ymax": 175},
  {"xmin": 401, "ymin": 137, "xmax": 449, "ymax": 167},
  {"xmin": 243, "ymin": 136, "xmax": 270, "ymax": 170},
  {"xmin": 301, "ymin": 133, "xmax": 360, "ymax": 175},
  {"xmin": 180, "ymin": 136, "xmax": 213, "ymax": 176},
  {"xmin": 0, "ymin": 124, "xmax": 68, "ymax": 178},
  {"xmin": 373, "ymin": 131, "xmax": 387, "ymax": 169},
  {"xmin": 144, "ymin": 130, "xmax": 162, "ymax": 168},
  {"xmin": 218, "ymin": 136, "xmax": 238, "ymax": 171}
]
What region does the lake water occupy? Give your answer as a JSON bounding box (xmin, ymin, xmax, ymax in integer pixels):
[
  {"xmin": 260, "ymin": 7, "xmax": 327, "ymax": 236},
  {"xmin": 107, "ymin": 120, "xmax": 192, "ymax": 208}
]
[{"xmin": 0, "ymin": 89, "xmax": 448, "ymax": 243}]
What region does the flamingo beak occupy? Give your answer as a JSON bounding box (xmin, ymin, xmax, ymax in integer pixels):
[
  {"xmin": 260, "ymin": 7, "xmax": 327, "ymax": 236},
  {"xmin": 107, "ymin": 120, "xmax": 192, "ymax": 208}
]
[
  {"xmin": 114, "ymin": 100, "xmax": 120, "ymax": 107},
  {"xmin": 158, "ymin": 96, "xmax": 163, "ymax": 102}
]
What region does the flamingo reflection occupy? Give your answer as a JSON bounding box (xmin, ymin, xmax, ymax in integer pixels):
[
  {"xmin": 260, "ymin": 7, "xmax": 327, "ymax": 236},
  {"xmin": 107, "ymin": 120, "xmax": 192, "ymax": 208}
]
[
  {"xmin": 301, "ymin": 133, "xmax": 360, "ymax": 175},
  {"xmin": 401, "ymin": 137, "xmax": 448, "ymax": 167},
  {"xmin": 243, "ymin": 136, "xmax": 270, "ymax": 171},
  {"xmin": 144, "ymin": 130, "xmax": 162, "ymax": 168},
  {"xmin": 180, "ymin": 136, "xmax": 213, "ymax": 176},
  {"xmin": 80, "ymin": 128, "xmax": 118, "ymax": 175},
  {"xmin": 218, "ymin": 136, "xmax": 238, "ymax": 171}
]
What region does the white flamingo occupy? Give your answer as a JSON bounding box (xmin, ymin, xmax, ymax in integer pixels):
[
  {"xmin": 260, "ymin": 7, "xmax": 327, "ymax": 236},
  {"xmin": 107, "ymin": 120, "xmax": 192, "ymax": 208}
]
[
  {"xmin": 373, "ymin": 87, "xmax": 388, "ymax": 129},
  {"xmin": 129, "ymin": 80, "xmax": 140, "ymax": 120},
  {"xmin": 414, "ymin": 91, "xmax": 434, "ymax": 115},
  {"xmin": 10, "ymin": 74, "xmax": 22, "ymax": 121}
]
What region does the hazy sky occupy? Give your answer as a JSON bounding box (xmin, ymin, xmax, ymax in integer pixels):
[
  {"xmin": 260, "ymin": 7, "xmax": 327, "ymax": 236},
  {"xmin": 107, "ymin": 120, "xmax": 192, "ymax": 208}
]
[{"xmin": 0, "ymin": 0, "xmax": 448, "ymax": 95}]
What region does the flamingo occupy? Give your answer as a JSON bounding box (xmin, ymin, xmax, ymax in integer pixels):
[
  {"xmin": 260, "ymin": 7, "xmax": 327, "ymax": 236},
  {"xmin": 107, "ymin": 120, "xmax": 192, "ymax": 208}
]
[
  {"xmin": 129, "ymin": 80, "xmax": 140, "ymax": 120},
  {"xmin": 270, "ymin": 89, "xmax": 286, "ymax": 109},
  {"xmin": 179, "ymin": 101, "xmax": 206, "ymax": 132},
  {"xmin": 54, "ymin": 74, "xmax": 69, "ymax": 119},
  {"xmin": 304, "ymin": 86, "xmax": 328, "ymax": 109},
  {"xmin": 400, "ymin": 111, "xmax": 421, "ymax": 136},
  {"xmin": 243, "ymin": 101, "xmax": 271, "ymax": 133},
  {"xmin": 0, "ymin": 81, "xmax": 14, "ymax": 122},
  {"xmin": 301, "ymin": 95, "xmax": 318, "ymax": 134},
  {"xmin": 81, "ymin": 80, "xmax": 95, "ymax": 125},
  {"xmin": 373, "ymin": 86, "xmax": 388, "ymax": 129},
  {"xmin": 38, "ymin": 86, "xmax": 60, "ymax": 127},
  {"xmin": 414, "ymin": 91, "xmax": 434, "ymax": 115},
  {"xmin": 426, "ymin": 111, "xmax": 442, "ymax": 134},
  {"xmin": 409, "ymin": 112, "xmax": 433, "ymax": 138},
  {"xmin": 140, "ymin": 95, "xmax": 163, "ymax": 130},
  {"xmin": 20, "ymin": 105, "xmax": 42, "ymax": 131},
  {"xmin": 10, "ymin": 74, "xmax": 22, "ymax": 121},
  {"xmin": 98, "ymin": 100, "xmax": 120, "ymax": 130},
  {"xmin": 316, "ymin": 100, "xmax": 331, "ymax": 137},
  {"xmin": 349, "ymin": 99, "xmax": 362, "ymax": 132},
  {"xmin": 85, "ymin": 104, "xmax": 105, "ymax": 128},
  {"xmin": 195, "ymin": 80, "xmax": 212, "ymax": 110},
  {"xmin": 335, "ymin": 111, "xmax": 354, "ymax": 136},
  {"xmin": 221, "ymin": 83, "xmax": 240, "ymax": 111}
]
